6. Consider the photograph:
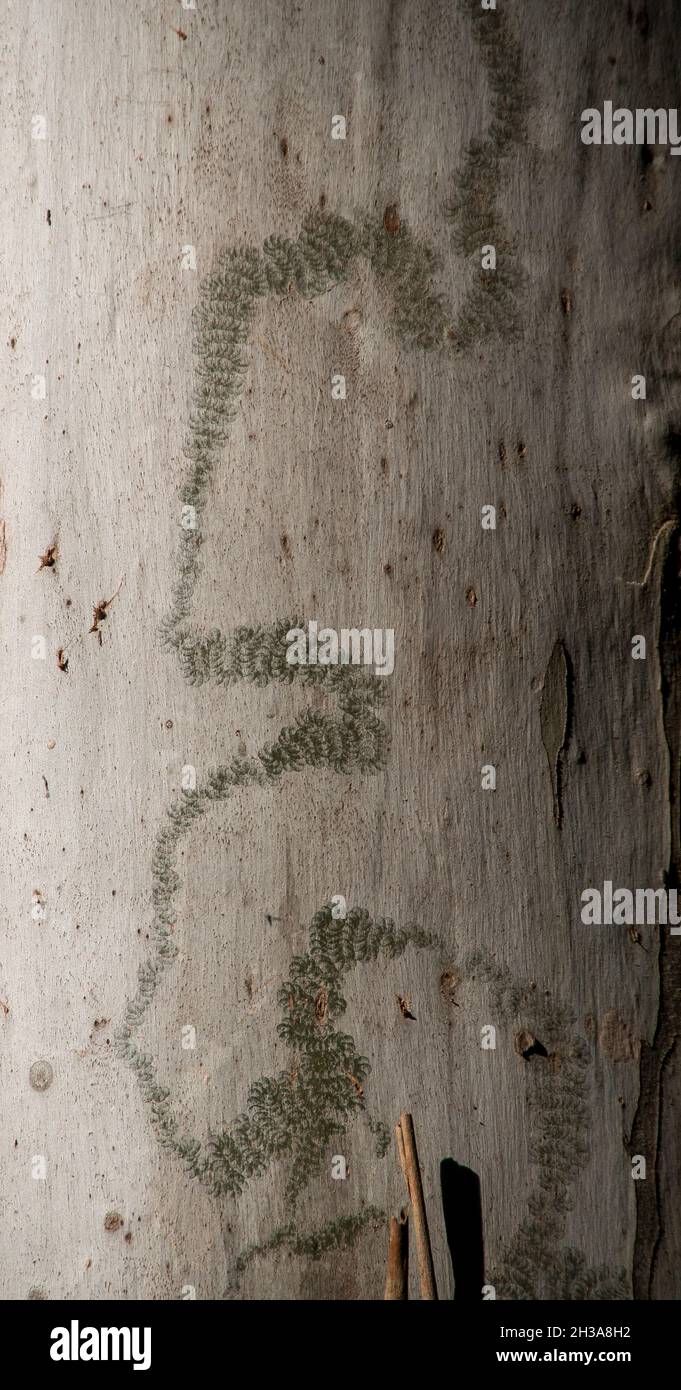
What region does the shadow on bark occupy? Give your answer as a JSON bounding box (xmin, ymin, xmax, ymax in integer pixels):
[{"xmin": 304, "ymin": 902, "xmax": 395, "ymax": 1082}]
[{"xmin": 440, "ymin": 1158, "xmax": 485, "ymax": 1301}]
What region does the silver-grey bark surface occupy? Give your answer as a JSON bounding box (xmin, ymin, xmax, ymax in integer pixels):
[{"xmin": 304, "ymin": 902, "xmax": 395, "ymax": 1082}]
[{"xmin": 1, "ymin": 0, "xmax": 679, "ymax": 1300}]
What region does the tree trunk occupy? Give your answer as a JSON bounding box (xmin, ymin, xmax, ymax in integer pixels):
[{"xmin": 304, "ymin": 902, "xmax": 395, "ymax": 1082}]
[{"xmin": 2, "ymin": 0, "xmax": 679, "ymax": 1301}]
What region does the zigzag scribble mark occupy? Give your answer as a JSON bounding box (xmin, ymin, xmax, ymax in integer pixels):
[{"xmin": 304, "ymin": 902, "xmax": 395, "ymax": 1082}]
[
  {"xmin": 466, "ymin": 952, "xmax": 629, "ymax": 1300},
  {"xmin": 118, "ymin": 1, "xmax": 533, "ymax": 1286}
]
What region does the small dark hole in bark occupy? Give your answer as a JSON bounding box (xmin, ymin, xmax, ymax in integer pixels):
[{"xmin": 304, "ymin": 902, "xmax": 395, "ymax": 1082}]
[{"xmin": 515, "ymin": 1030, "xmax": 549, "ymax": 1060}]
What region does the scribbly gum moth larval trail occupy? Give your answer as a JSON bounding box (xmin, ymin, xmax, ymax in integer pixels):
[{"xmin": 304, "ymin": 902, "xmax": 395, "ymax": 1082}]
[{"xmin": 7, "ymin": 0, "xmax": 681, "ymax": 1304}]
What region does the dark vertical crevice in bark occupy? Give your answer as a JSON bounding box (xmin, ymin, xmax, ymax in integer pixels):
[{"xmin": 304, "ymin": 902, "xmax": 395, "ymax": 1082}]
[{"xmin": 631, "ymin": 524, "xmax": 681, "ymax": 1298}]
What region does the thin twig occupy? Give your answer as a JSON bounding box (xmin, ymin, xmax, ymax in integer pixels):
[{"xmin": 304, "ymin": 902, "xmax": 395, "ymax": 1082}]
[
  {"xmin": 395, "ymin": 1111, "xmax": 438, "ymax": 1300},
  {"xmin": 384, "ymin": 1207, "xmax": 409, "ymax": 1300}
]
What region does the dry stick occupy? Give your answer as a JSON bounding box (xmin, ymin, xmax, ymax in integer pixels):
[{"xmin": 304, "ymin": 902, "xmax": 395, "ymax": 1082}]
[
  {"xmin": 384, "ymin": 1207, "xmax": 409, "ymax": 1300},
  {"xmin": 395, "ymin": 1111, "xmax": 438, "ymax": 1300}
]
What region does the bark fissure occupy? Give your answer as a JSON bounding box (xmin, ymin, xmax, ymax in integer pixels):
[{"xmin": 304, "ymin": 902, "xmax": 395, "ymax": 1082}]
[{"xmin": 631, "ymin": 524, "xmax": 681, "ymax": 1297}]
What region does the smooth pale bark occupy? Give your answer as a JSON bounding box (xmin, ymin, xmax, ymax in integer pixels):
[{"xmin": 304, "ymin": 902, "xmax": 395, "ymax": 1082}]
[{"xmin": 1, "ymin": 0, "xmax": 679, "ymax": 1300}]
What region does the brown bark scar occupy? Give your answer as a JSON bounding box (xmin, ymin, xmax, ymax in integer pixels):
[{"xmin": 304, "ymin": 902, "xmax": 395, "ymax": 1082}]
[
  {"xmin": 37, "ymin": 542, "xmax": 58, "ymax": 572},
  {"xmin": 598, "ymin": 1010, "xmax": 639, "ymax": 1062},
  {"xmin": 90, "ymin": 576, "xmax": 124, "ymax": 637}
]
